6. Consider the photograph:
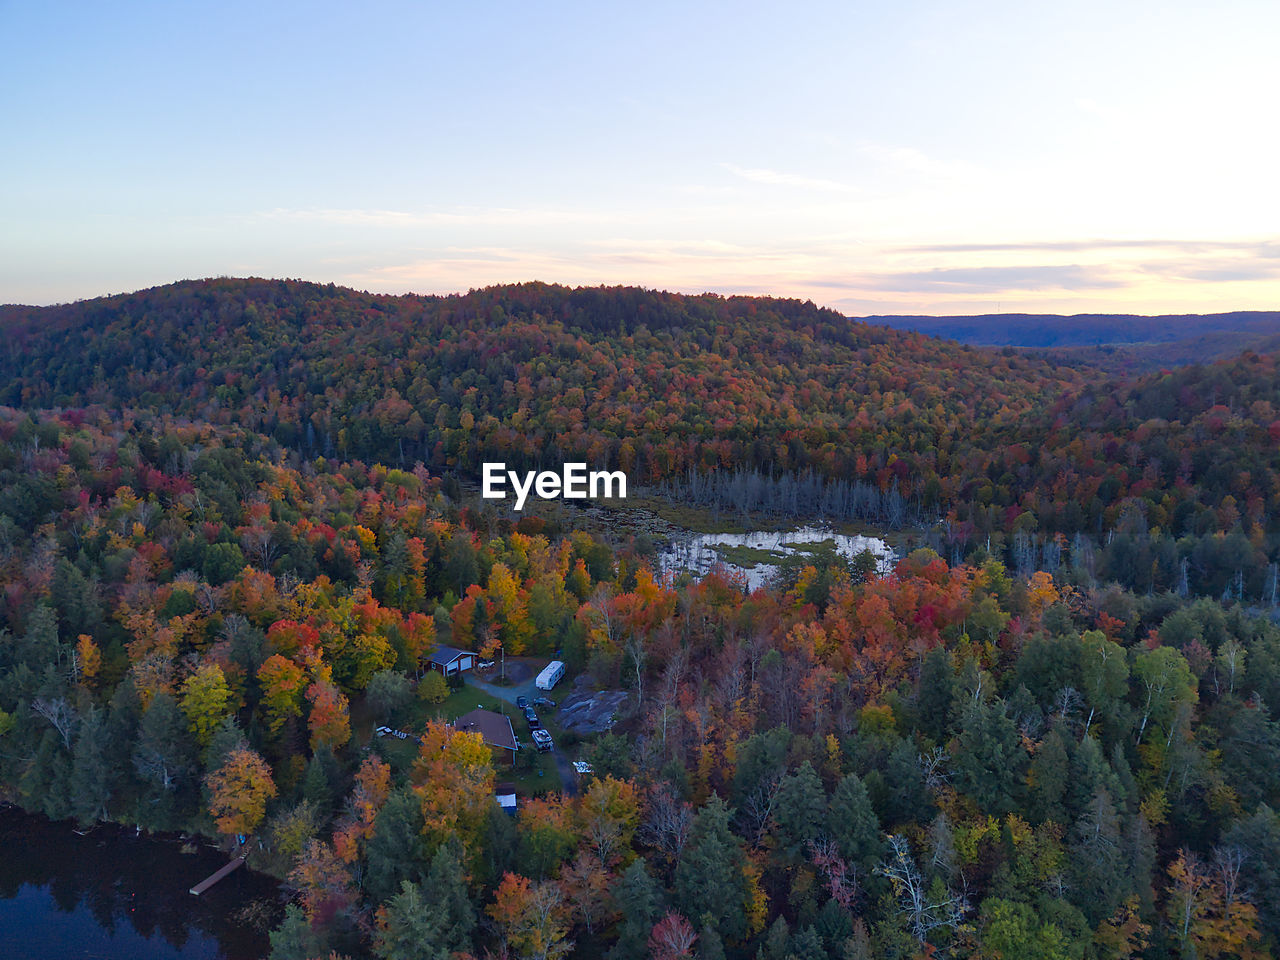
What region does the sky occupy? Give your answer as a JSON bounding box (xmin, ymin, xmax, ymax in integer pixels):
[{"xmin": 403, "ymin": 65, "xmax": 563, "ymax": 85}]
[{"xmin": 3, "ymin": 0, "xmax": 1278, "ymax": 315}]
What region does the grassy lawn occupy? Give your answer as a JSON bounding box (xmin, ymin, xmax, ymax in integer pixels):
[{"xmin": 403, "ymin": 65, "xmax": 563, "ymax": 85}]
[{"xmin": 504, "ymin": 748, "xmax": 561, "ymax": 796}]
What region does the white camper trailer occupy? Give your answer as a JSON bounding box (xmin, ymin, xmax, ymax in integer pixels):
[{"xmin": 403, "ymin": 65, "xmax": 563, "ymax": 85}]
[{"xmin": 535, "ymin": 660, "xmax": 565, "ymax": 691}]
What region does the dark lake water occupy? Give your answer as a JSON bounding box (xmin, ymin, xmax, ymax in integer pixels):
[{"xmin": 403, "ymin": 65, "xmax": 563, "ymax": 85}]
[{"xmin": 0, "ymin": 806, "xmax": 280, "ymax": 960}]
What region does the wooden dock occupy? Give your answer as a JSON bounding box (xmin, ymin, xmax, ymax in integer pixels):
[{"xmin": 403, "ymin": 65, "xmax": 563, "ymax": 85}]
[{"xmin": 189, "ymin": 854, "xmax": 246, "ymax": 896}]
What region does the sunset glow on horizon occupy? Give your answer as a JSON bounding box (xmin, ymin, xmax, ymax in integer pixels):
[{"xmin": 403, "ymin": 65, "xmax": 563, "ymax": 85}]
[{"xmin": 3, "ymin": 0, "xmax": 1278, "ymax": 316}]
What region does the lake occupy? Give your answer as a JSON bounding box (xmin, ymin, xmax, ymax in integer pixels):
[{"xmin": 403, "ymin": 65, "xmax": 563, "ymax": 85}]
[
  {"xmin": 0, "ymin": 806, "xmax": 280, "ymax": 960},
  {"xmin": 657, "ymin": 525, "xmax": 896, "ymax": 590}
]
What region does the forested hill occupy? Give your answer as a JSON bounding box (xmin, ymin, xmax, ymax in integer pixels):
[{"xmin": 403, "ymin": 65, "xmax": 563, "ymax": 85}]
[
  {"xmin": 4, "ymin": 277, "xmax": 1279, "ymax": 601},
  {"xmin": 871, "ymin": 311, "xmax": 1280, "ymax": 374},
  {"xmin": 0, "ymin": 276, "xmax": 1081, "ymax": 487},
  {"xmin": 5, "ymin": 280, "xmax": 1280, "ymax": 958},
  {"xmin": 869, "ymin": 311, "xmax": 1280, "ymax": 349}
]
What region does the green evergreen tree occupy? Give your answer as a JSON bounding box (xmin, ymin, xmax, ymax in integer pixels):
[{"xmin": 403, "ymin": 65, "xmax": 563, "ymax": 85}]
[
  {"xmin": 917, "ymin": 645, "xmax": 955, "ymax": 743},
  {"xmin": 828, "ymin": 772, "xmax": 883, "ymax": 869},
  {"xmin": 953, "ymin": 698, "xmax": 1024, "ymax": 816},
  {"xmin": 699, "ymin": 915, "xmax": 726, "ymax": 960},
  {"xmin": 775, "ymin": 761, "xmax": 826, "ymax": 854},
  {"xmin": 1065, "ymin": 733, "xmax": 1120, "ymax": 819},
  {"xmin": 608, "ymin": 860, "xmax": 662, "ymax": 960},
  {"xmin": 674, "ymin": 794, "xmax": 748, "ymax": 942},
  {"xmin": 365, "ymin": 787, "xmax": 428, "ymax": 905},
  {"xmin": 789, "ymin": 924, "xmax": 827, "ymax": 960},
  {"xmin": 269, "ymin": 903, "xmax": 326, "ymax": 960},
  {"xmin": 132, "ymin": 690, "xmax": 195, "ymax": 829},
  {"xmin": 762, "ymin": 916, "xmax": 791, "ymax": 960},
  {"xmin": 1028, "ymin": 725, "xmax": 1069, "ymax": 824},
  {"xmin": 1068, "ymin": 787, "xmax": 1125, "ymax": 925},
  {"xmin": 374, "ymin": 844, "xmax": 474, "ymax": 960},
  {"xmin": 69, "ymin": 706, "xmax": 112, "ymax": 824}
]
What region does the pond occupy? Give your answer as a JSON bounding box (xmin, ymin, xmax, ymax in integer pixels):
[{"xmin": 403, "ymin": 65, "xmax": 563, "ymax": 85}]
[
  {"xmin": 0, "ymin": 806, "xmax": 280, "ymax": 960},
  {"xmin": 657, "ymin": 525, "xmax": 896, "ymax": 590}
]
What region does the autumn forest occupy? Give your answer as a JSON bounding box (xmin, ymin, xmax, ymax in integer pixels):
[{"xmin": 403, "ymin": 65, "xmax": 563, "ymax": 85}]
[{"xmin": 1, "ymin": 278, "xmax": 1279, "ymax": 960}]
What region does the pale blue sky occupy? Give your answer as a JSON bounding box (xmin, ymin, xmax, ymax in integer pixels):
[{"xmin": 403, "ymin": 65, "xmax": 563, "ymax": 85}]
[{"xmin": 3, "ymin": 0, "xmax": 1278, "ymax": 313}]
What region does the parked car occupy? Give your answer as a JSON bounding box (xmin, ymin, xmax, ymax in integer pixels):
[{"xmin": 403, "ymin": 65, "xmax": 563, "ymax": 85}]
[
  {"xmin": 533, "ymin": 696, "xmax": 556, "ymax": 709},
  {"xmin": 524, "ymin": 706, "xmax": 540, "ymax": 729},
  {"xmin": 478, "ymin": 660, "xmax": 495, "ymax": 670},
  {"xmin": 515, "ymin": 695, "xmax": 530, "ymax": 710},
  {"xmin": 531, "ymin": 728, "xmax": 554, "ymax": 752}
]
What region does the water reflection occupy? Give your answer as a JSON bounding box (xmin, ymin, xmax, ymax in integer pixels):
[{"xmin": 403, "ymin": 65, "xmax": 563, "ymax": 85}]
[
  {"xmin": 658, "ymin": 525, "xmax": 896, "ymax": 590},
  {"xmin": 0, "ymin": 806, "xmax": 279, "ymax": 960}
]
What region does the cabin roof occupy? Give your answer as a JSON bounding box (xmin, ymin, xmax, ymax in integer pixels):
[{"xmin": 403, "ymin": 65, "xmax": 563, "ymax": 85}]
[
  {"xmin": 429, "ymin": 645, "xmax": 471, "ymax": 666},
  {"xmin": 454, "ymin": 707, "xmax": 518, "ymax": 753}
]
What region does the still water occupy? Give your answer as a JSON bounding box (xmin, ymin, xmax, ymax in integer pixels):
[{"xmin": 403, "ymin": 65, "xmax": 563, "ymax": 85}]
[
  {"xmin": 0, "ymin": 806, "xmax": 279, "ymax": 960},
  {"xmin": 658, "ymin": 525, "xmax": 896, "ymax": 590}
]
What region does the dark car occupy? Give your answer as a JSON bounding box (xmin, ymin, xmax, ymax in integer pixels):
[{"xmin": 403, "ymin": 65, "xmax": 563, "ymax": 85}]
[
  {"xmin": 515, "ymin": 695, "xmax": 530, "ymax": 710},
  {"xmin": 533, "ymin": 696, "xmax": 556, "ymax": 709},
  {"xmin": 524, "ymin": 707, "xmax": 540, "ymax": 729}
]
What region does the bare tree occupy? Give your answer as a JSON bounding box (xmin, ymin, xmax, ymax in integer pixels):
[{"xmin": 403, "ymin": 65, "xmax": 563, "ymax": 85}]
[
  {"xmin": 919, "ymin": 746, "xmax": 950, "ymax": 796},
  {"xmin": 809, "ymin": 838, "xmax": 860, "ymax": 909},
  {"xmin": 241, "ymin": 525, "xmax": 279, "ymax": 569},
  {"xmin": 878, "ymin": 834, "xmax": 968, "ymax": 947},
  {"xmin": 624, "ymin": 636, "xmax": 647, "ymax": 705},
  {"xmin": 1217, "ymin": 639, "xmax": 1245, "ymax": 697},
  {"xmin": 638, "ymin": 785, "xmax": 692, "ymax": 865},
  {"xmin": 32, "ymin": 697, "xmax": 77, "ymax": 749},
  {"xmin": 1213, "ymin": 844, "xmax": 1248, "ymax": 915},
  {"xmin": 648, "ymin": 911, "xmax": 696, "ymax": 960},
  {"xmin": 739, "ymin": 772, "xmax": 783, "ymax": 849},
  {"xmin": 1054, "ymin": 686, "xmax": 1083, "ymax": 724}
]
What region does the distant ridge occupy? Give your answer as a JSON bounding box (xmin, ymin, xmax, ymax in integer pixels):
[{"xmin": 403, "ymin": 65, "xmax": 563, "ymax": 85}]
[{"xmin": 866, "ymin": 310, "xmax": 1280, "ymax": 372}]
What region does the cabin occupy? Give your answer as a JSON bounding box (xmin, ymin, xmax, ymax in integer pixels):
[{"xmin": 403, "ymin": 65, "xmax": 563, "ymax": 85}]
[
  {"xmin": 428, "ymin": 645, "xmax": 477, "ymax": 677},
  {"xmin": 536, "ymin": 659, "xmax": 566, "ymax": 690},
  {"xmin": 453, "ymin": 707, "xmax": 519, "ymax": 764}
]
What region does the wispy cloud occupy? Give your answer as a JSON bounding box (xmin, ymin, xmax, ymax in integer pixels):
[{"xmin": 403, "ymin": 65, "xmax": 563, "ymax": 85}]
[
  {"xmin": 252, "ymin": 206, "xmax": 619, "ymax": 228},
  {"xmin": 834, "ymin": 264, "xmax": 1124, "ymax": 293},
  {"xmin": 906, "ymin": 239, "xmax": 1280, "ymax": 257},
  {"xmin": 722, "ymin": 164, "xmax": 860, "ymax": 194}
]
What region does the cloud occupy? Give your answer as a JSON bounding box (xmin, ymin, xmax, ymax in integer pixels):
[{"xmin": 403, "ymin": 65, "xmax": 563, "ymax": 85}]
[
  {"xmin": 857, "ymin": 264, "xmax": 1124, "ymax": 293},
  {"xmin": 251, "ymin": 206, "xmax": 618, "ymax": 228},
  {"xmin": 721, "ymin": 164, "xmax": 860, "ymax": 194},
  {"xmin": 1147, "ymin": 259, "xmax": 1280, "ymax": 283},
  {"xmin": 905, "ymin": 239, "xmax": 1280, "ymax": 257}
]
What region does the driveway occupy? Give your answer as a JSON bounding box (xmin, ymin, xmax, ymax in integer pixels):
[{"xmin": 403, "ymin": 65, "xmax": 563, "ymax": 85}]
[
  {"xmin": 464, "ymin": 669, "xmax": 577, "ymax": 796},
  {"xmin": 467, "ymin": 670, "xmax": 538, "ymax": 706}
]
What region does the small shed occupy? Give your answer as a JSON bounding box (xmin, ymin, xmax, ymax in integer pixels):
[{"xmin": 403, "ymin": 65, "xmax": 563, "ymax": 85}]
[
  {"xmin": 454, "ymin": 708, "xmax": 519, "ymax": 764},
  {"xmin": 495, "ymin": 782, "xmax": 518, "ymax": 816},
  {"xmin": 428, "ymin": 645, "xmax": 477, "ymax": 677}
]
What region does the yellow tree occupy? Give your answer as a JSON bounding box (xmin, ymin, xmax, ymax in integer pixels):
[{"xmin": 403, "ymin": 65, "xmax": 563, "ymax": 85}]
[
  {"xmin": 1026, "ymin": 571, "xmax": 1060, "ymax": 626},
  {"xmin": 180, "ymin": 662, "xmax": 233, "ymax": 749},
  {"xmin": 206, "ymin": 746, "xmax": 277, "ymax": 838},
  {"xmin": 488, "ymin": 872, "xmax": 573, "ymax": 960},
  {"xmin": 576, "ymin": 776, "xmax": 640, "ymax": 867},
  {"xmin": 75, "ymin": 634, "xmax": 101, "ymax": 685},
  {"xmin": 257, "ymin": 654, "xmax": 307, "ymax": 736},
  {"xmin": 1166, "ymin": 849, "xmax": 1264, "ymax": 960},
  {"xmin": 412, "ymin": 720, "xmax": 496, "ymax": 855},
  {"xmin": 333, "ymin": 755, "xmax": 392, "ymax": 863},
  {"xmin": 306, "ymin": 680, "xmax": 351, "ymax": 750},
  {"xmin": 488, "ymin": 562, "xmax": 534, "ymax": 655}
]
